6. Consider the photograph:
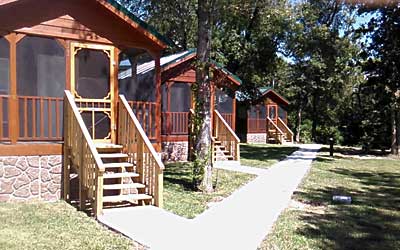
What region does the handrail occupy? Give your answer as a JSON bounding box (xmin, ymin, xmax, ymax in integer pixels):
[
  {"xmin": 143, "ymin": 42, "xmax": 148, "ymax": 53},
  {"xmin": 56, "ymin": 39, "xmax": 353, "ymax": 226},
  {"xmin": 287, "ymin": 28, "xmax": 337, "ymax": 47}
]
[
  {"xmin": 213, "ymin": 110, "xmax": 240, "ymax": 161},
  {"xmin": 266, "ymin": 117, "xmax": 285, "ymax": 144},
  {"xmin": 277, "ymin": 117, "xmax": 294, "ymax": 142},
  {"xmin": 64, "ymin": 90, "xmax": 105, "ymax": 216},
  {"xmin": 214, "ymin": 110, "xmax": 240, "ymax": 142},
  {"xmin": 118, "ymin": 95, "xmax": 164, "ymax": 207}
]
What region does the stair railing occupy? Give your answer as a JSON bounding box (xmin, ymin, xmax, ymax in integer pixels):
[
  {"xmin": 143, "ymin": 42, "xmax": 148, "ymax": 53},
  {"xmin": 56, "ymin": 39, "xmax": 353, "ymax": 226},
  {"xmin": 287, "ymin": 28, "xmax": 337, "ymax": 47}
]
[
  {"xmin": 266, "ymin": 117, "xmax": 285, "ymax": 144},
  {"xmin": 64, "ymin": 90, "xmax": 105, "ymax": 217},
  {"xmin": 213, "ymin": 110, "xmax": 240, "ymax": 161},
  {"xmin": 117, "ymin": 95, "xmax": 164, "ymax": 207},
  {"xmin": 277, "ymin": 117, "xmax": 294, "ymax": 143}
]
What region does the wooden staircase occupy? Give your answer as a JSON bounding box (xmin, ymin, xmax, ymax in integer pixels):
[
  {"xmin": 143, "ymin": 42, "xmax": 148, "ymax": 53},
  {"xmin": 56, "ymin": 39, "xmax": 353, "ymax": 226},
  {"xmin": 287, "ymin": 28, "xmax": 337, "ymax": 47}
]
[
  {"xmin": 212, "ymin": 110, "xmax": 240, "ymax": 163},
  {"xmin": 213, "ymin": 137, "xmax": 235, "ymax": 161},
  {"xmin": 96, "ymin": 143, "xmax": 152, "ymax": 205},
  {"xmin": 63, "ymin": 91, "xmax": 164, "ymax": 217},
  {"xmin": 266, "ymin": 117, "xmax": 294, "ymax": 144}
]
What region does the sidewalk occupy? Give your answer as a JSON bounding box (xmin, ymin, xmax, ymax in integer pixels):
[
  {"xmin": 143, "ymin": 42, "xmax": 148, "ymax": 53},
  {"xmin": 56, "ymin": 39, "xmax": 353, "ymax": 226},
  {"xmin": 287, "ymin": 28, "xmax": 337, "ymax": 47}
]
[{"xmin": 99, "ymin": 144, "xmax": 321, "ymax": 250}]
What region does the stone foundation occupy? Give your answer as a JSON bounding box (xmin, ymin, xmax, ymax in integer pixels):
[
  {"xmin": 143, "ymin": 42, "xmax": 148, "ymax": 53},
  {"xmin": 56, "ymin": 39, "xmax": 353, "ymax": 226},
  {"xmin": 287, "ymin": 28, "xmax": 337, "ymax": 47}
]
[
  {"xmin": 0, "ymin": 155, "xmax": 62, "ymax": 202},
  {"xmin": 161, "ymin": 141, "xmax": 189, "ymax": 162},
  {"xmin": 247, "ymin": 133, "xmax": 267, "ymax": 144}
]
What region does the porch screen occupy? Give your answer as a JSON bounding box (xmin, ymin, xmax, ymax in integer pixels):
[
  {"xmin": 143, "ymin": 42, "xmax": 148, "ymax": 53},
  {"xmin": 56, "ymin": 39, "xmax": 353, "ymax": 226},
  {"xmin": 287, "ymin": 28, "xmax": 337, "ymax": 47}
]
[
  {"xmin": 170, "ymin": 83, "xmax": 191, "ymax": 112},
  {"xmin": 278, "ymin": 106, "xmax": 287, "ymax": 122},
  {"xmin": 118, "ymin": 51, "xmax": 157, "ymax": 140},
  {"xmin": 248, "ymin": 104, "xmax": 266, "ymax": 133},
  {"xmin": 162, "ymin": 82, "xmax": 191, "ymax": 135},
  {"xmin": 17, "ymin": 36, "xmax": 65, "ymax": 140},
  {"xmin": 0, "ymin": 37, "xmax": 9, "ymax": 139},
  {"xmin": 119, "ymin": 52, "xmax": 156, "ymax": 102},
  {"xmin": 216, "ymin": 88, "xmax": 233, "ymax": 113}
]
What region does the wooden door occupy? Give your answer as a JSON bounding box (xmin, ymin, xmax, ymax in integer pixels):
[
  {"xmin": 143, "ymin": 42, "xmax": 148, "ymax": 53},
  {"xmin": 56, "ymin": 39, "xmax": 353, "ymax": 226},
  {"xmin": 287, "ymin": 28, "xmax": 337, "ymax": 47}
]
[{"xmin": 70, "ymin": 42, "xmax": 116, "ymax": 143}]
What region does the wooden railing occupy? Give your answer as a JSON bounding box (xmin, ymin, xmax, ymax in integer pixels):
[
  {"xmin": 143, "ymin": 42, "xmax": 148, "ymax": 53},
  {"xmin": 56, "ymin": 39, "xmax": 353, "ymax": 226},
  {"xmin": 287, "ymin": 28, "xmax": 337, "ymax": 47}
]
[
  {"xmin": 0, "ymin": 95, "xmax": 9, "ymax": 141},
  {"xmin": 18, "ymin": 96, "xmax": 63, "ymax": 141},
  {"xmin": 267, "ymin": 117, "xmax": 285, "ymax": 144},
  {"xmin": 118, "ymin": 95, "xmax": 164, "ymax": 207},
  {"xmin": 162, "ymin": 111, "xmax": 189, "ymax": 135},
  {"xmin": 213, "ymin": 110, "xmax": 240, "ymax": 161},
  {"xmin": 128, "ymin": 101, "xmax": 158, "ymax": 140},
  {"xmin": 248, "ymin": 118, "xmax": 267, "ymax": 133},
  {"xmin": 277, "ymin": 117, "xmax": 294, "ymax": 143},
  {"xmin": 64, "ymin": 90, "xmax": 105, "ymax": 217}
]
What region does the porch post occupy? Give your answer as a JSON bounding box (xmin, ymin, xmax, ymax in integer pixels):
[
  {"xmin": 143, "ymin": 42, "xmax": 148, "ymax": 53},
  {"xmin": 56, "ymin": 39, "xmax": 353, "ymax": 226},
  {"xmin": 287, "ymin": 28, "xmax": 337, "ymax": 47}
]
[
  {"xmin": 210, "ymin": 81, "xmax": 215, "ymax": 137},
  {"xmin": 154, "ymin": 52, "xmax": 162, "ymax": 150},
  {"xmin": 5, "ymin": 33, "xmax": 18, "ymax": 144}
]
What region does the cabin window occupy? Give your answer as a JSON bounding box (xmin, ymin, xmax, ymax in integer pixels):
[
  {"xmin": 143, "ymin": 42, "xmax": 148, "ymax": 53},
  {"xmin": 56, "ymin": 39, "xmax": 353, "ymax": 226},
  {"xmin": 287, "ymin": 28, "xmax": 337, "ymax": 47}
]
[
  {"xmin": 16, "ymin": 36, "xmax": 65, "ymax": 140},
  {"xmin": 0, "ymin": 37, "xmax": 9, "ymax": 139}
]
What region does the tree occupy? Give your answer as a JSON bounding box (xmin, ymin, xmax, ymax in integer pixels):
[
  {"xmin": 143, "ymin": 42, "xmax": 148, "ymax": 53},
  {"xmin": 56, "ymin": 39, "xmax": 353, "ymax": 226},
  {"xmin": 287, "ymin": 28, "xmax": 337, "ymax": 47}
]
[
  {"xmin": 282, "ymin": 0, "xmax": 361, "ymax": 143},
  {"xmin": 358, "ymin": 1, "xmax": 400, "ymax": 153},
  {"xmin": 192, "ymin": 0, "xmax": 214, "ymax": 192}
]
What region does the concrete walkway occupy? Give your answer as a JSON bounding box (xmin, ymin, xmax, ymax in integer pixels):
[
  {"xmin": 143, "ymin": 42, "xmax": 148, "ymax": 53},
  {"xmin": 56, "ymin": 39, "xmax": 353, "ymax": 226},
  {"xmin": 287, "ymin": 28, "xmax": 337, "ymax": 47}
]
[{"xmin": 98, "ymin": 144, "xmax": 321, "ymax": 250}]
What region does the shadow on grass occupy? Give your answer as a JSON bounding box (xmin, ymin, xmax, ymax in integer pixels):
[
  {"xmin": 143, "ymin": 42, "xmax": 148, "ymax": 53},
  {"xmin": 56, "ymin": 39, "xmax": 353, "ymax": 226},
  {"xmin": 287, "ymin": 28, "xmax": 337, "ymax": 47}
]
[
  {"xmin": 240, "ymin": 144, "xmax": 299, "ymax": 162},
  {"xmin": 293, "ymin": 166, "xmax": 400, "ymax": 250},
  {"xmin": 163, "ymin": 162, "xmax": 196, "ymax": 191},
  {"xmin": 320, "ymin": 146, "xmax": 391, "ymax": 156}
]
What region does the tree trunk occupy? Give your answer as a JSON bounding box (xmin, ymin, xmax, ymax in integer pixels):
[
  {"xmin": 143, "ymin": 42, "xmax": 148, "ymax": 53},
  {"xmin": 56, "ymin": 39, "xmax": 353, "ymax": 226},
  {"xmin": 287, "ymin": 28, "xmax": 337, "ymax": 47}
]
[
  {"xmin": 295, "ymin": 104, "xmax": 302, "ymax": 142},
  {"xmin": 391, "ymin": 106, "xmax": 399, "ymax": 155},
  {"xmin": 311, "ymin": 93, "xmax": 318, "ymax": 142},
  {"xmin": 193, "ymin": 0, "xmax": 213, "ymax": 193}
]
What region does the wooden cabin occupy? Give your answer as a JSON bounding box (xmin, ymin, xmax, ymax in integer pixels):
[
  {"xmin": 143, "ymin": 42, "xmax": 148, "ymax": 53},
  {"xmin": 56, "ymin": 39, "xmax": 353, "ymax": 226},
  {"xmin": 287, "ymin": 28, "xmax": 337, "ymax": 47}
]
[
  {"xmin": 0, "ymin": 0, "xmax": 168, "ymax": 216},
  {"xmin": 238, "ymin": 88, "xmax": 294, "ymax": 144},
  {"xmin": 119, "ymin": 49, "xmax": 241, "ymax": 162}
]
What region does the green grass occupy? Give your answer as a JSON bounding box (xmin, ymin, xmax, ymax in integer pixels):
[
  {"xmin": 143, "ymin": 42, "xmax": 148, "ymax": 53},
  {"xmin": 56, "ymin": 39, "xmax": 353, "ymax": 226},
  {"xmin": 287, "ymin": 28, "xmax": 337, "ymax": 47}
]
[
  {"xmin": 163, "ymin": 162, "xmax": 255, "ymax": 218},
  {"xmin": 240, "ymin": 143, "xmax": 299, "ymax": 169},
  {"xmin": 259, "ymin": 147, "xmax": 400, "ymax": 250},
  {"xmin": 0, "ymin": 201, "xmax": 134, "ymax": 250}
]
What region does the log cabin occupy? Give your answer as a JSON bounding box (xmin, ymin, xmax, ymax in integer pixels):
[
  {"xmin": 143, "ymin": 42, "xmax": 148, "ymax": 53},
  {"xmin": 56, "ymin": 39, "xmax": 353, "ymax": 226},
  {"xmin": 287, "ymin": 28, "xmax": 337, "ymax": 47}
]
[
  {"xmin": 0, "ymin": 0, "xmax": 169, "ymax": 216},
  {"xmin": 238, "ymin": 87, "xmax": 294, "ymax": 144},
  {"xmin": 119, "ymin": 49, "xmax": 241, "ymax": 163}
]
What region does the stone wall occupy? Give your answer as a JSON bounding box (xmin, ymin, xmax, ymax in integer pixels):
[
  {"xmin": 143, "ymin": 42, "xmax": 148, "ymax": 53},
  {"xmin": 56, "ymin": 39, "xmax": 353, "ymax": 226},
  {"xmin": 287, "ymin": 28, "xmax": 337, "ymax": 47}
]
[
  {"xmin": 161, "ymin": 141, "xmax": 189, "ymax": 162},
  {"xmin": 0, "ymin": 155, "xmax": 62, "ymax": 202},
  {"xmin": 247, "ymin": 133, "xmax": 267, "ymax": 144}
]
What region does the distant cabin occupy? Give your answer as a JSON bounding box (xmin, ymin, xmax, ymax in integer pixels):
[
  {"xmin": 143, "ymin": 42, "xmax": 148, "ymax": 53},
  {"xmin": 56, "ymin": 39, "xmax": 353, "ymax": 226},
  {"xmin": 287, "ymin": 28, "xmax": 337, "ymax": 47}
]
[
  {"xmin": 119, "ymin": 49, "xmax": 241, "ymax": 162},
  {"xmin": 237, "ymin": 88, "xmax": 294, "ymax": 144}
]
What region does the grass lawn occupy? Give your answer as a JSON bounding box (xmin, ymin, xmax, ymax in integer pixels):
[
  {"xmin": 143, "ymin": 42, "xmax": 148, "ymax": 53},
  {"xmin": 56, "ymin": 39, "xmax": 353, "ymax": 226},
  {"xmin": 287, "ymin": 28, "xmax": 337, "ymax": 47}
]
[
  {"xmin": 163, "ymin": 162, "xmax": 255, "ymax": 218},
  {"xmin": 0, "ymin": 201, "xmax": 134, "ymax": 250},
  {"xmin": 259, "ymin": 147, "xmax": 400, "ymax": 250},
  {"xmin": 240, "ymin": 143, "xmax": 299, "ymax": 169}
]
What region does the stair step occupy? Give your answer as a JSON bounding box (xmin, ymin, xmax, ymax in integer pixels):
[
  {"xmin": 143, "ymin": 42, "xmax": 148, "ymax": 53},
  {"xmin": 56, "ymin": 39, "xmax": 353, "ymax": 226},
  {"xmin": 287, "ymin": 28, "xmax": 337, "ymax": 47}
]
[
  {"xmin": 103, "ymin": 194, "xmax": 152, "ymax": 203},
  {"xmin": 103, "ymin": 162, "xmax": 134, "ymax": 169},
  {"xmin": 103, "ymin": 183, "xmax": 145, "ymax": 190},
  {"xmin": 95, "ymin": 143, "xmax": 123, "ymax": 149},
  {"xmin": 103, "ymin": 172, "xmax": 139, "ymax": 179},
  {"xmin": 99, "ymin": 153, "xmax": 128, "ymax": 159}
]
